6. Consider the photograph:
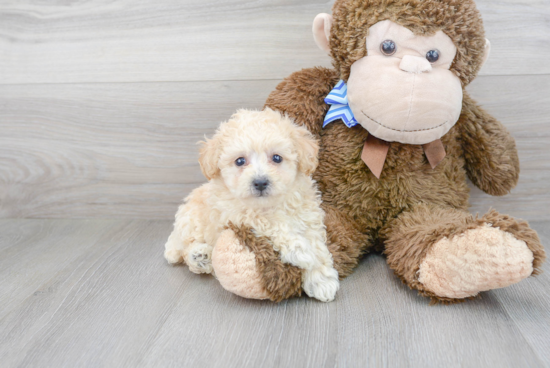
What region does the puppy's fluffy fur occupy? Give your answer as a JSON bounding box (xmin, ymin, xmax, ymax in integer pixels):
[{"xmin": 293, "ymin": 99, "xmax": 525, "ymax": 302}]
[{"xmin": 164, "ymin": 108, "xmax": 339, "ymax": 302}]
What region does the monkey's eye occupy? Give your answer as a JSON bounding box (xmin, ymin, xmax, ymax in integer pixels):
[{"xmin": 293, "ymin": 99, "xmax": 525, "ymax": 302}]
[
  {"xmin": 380, "ymin": 40, "xmax": 396, "ymax": 56},
  {"xmin": 272, "ymin": 154, "xmax": 283, "ymax": 164},
  {"xmin": 235, "ymin": 157, "xmax": 246, "ymax": 166},
  {"xmin": 426, "ymin": 49, "xmax": 440, "ymax": 63}
]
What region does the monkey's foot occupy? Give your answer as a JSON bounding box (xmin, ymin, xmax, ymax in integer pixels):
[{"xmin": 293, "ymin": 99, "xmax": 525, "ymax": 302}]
[{"xmin": 418, "ymin": 224, "xmax": 534, "ymax": 299}]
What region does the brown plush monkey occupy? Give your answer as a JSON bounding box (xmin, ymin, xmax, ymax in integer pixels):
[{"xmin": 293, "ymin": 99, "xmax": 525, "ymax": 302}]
[{"xmin": 212, "ymin": 0, "xmax": 546, "ymax": 303}]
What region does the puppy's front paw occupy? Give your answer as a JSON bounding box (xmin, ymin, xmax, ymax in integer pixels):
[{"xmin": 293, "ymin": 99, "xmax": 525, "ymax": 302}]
[
  {"xmin": 302, "ymin": 266, "xmax": 340, "ymax": 302},
  {"xmin": 187, "ymin": 243, "xmax": 213, "ymax": 274}
]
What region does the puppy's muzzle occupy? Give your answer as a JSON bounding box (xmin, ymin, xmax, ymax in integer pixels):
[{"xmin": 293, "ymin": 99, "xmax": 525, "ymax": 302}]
[{"xmin": 252, "ymin": 177, "xmax": 270, "ymax": 196}]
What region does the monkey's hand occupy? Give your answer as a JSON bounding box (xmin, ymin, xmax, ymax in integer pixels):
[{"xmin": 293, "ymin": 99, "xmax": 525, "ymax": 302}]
[
  {"xmin": 459, "ymin": 92, "xmax": 520, "ymax": 196},
  {"xmin": 264, "ymin": 67, "xmax": 339, "ymax": 137}
]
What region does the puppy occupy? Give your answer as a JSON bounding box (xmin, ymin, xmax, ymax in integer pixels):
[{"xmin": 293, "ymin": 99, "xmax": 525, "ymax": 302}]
[{"xmin": 164, "ymin": 108, "xmax": 339, "ymax": 302}]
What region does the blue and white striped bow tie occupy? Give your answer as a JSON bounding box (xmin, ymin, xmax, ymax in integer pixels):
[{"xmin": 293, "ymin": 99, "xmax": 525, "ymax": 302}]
[{"xmin": 323, "ymin": 80, "xmax": 359, "ymax": 128}]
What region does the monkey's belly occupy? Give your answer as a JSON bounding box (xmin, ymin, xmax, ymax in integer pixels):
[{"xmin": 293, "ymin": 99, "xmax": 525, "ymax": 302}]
[{"xmin": 315, "ymin": 124, "xmax": 469, "ymax": 233}]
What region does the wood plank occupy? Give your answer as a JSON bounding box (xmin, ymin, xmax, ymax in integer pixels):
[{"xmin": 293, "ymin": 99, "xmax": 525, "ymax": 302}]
[
  {"xmin": 0, "ymin": 79, "xmax": 280, "ymax": 218},
  {"xmin": 477, "ymin": 0, "xmax": 550, "ymax": 77},
  {"xmin": 1, "ymin": 219, "xmax": 547, "ymax": 367},
  {"xmin": 0, "ymin": 0, "xmax": 333, "ymax": 84},
  {"xmin": 140, "ymin": 280, "xmax": 339, "ymax": 368},
  {"xmin": 0, "ymin": 219, "xmax": 189, "ymax": 367},
  {"xmin": 0, "ymin": 218, "xmax": 125, "ymax": 320},
  {"xmin": 1, "ymin": 75, "xmax": 548, "ymax": 220},
  {"xmin": 0, "ymin": 0, "xmax": 548, "ymax": 85}
]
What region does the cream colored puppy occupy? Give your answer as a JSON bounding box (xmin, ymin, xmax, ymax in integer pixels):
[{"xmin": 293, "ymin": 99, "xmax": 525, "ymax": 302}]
[{"xmin": 164, "ymin": 108, "xmax": 339, "ymax": 302}]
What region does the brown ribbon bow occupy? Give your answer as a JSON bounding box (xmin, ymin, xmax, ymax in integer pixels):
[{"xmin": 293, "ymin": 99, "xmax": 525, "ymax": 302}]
[{"xmin": 361, "ymin": 135, "xmax": 446, "ymax": 179}]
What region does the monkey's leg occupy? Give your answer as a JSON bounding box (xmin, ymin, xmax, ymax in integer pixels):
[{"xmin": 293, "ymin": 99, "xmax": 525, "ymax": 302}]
[
  {"xmin": 322, "ymin": 203, "xmax": 372, "ymax": 279},
  {"xmin": 383, "ymin": 204, "xmax": 545, "ymax": 304}
]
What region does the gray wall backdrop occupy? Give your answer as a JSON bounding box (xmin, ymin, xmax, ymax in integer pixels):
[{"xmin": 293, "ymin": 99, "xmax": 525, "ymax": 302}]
[{"xmin": 0, "ymin": 0, "xmax": 548, "ymax": 220}]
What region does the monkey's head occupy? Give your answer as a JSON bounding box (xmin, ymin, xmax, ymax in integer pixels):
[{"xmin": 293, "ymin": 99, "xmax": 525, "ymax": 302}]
[{"xmin": 313, "ymin": 0, "xmax": 490, "ymax": 145}]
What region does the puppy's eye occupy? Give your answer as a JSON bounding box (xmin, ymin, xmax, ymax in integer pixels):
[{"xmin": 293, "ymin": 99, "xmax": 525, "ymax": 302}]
[
  {"xmin": 235, "ymin": 157, "xmax": 246, "ymax": 166},
  {"xmin": 380, "ymin": 40, "xmax": 396, "ymax": 56},
  {"xmin": 272, "ymin": 154, "xmax": 283, "ymax": 164},
  {"xmin": 426, "ymin": 49, "xmax": 440, "ymax": 63}
]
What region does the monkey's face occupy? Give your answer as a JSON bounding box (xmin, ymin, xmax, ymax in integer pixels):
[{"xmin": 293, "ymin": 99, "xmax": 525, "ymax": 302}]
[
  {"xmin": 313, "ymin": 6, "xmax": 491, "ymax": 145},
  {"xmin": 347, "ymin": 20, "xmax": 463, "ymax": 145}
]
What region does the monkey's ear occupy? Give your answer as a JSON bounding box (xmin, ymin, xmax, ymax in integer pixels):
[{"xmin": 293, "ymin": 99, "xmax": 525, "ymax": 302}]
[
  {"xmin": 480, "ymin": 38, "xmax": 491, "ymax": 69},
  {"xmin": 312, "ymin": 13, "xmax": 333, "ymax": 53}
]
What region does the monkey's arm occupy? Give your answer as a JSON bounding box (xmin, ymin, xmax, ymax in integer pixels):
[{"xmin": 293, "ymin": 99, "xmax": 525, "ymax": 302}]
[
  {"xmin": 264, "ymin": 67, "xmax": 339, "ymax": 137},
  {"xmin": 459, "ymin": 92, "xmax": 520, "ymax": 196}
]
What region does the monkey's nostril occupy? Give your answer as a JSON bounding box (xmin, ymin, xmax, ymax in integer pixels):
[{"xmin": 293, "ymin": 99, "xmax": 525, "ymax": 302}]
[{"xmin": 253, "ymin": 178, "xmax": 270, "ymax": 192}]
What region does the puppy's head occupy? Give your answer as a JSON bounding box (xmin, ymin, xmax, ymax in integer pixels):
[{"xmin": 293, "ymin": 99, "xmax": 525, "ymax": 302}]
[{"xmin": 199, "ymin": 108, "xmax": 319, "ymax": 201}]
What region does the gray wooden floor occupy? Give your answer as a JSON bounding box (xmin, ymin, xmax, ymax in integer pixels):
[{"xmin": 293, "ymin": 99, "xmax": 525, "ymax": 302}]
[{"xmin": 1, "ymin": 219, "xmax": 549, "ymax": 368}]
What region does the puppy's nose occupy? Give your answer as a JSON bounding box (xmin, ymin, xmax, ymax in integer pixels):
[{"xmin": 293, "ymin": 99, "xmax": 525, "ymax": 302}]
[{"xmin": 253, "ymin": 178, "xmax": 270, "ymax": 192}]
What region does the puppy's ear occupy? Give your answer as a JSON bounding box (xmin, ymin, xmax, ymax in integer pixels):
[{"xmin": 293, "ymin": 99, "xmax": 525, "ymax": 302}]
[
  {"xmin": 292, "ymin": 125, "xmax": 319, "ymax": 176},
  {"xmin": 198, "ymin": 135, "xmax": 221, "ymax": 180}
]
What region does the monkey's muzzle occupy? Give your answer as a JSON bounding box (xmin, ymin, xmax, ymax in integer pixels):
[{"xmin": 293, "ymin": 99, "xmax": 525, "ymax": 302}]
[{"xmin": 347, "ymin": 56, "xmax": 463, "ymax": 145}]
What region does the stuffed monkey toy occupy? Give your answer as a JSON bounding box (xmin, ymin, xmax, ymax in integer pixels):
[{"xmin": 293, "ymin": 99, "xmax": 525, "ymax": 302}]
[{"xmin": 211, "ymin": 0, "xmax": 546, "ymax": 303}]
